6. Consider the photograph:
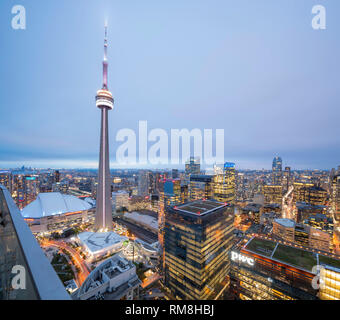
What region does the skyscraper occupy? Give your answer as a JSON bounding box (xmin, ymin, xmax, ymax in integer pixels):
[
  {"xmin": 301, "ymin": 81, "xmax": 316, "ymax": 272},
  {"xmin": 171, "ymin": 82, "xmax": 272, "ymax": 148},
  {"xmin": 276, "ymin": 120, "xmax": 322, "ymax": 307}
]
[
  {"xmin": 158, "ymin": 178, "xmax": 182, "ymax": 268},
  {"xmin": 94, "ymin": 25, "xmax": 114, "ymax": 231},
  {"xmin": 282, "ymin": 166, "xmax": 291, "ymax": 192},
  {"xmin": 331, "ymin": 173, "xmax": 340, "ymax": 254},
  {"xmin": 137, "ymin": 170, "xmax": 150, "ymax": 196},
  {"xmin": 163, "ymin": 200, "xmax": 234, "ymax": 299},
  {"xmin": 213, "ymin": 162, "xmax": 236, "ymax": 204},
  {"xmin": 189, "ymin": 174, "xmax": 213, "ymax": 200},
  {"xmin": 272, "ymin": 156, "xmax": 283, "ymax": 185},
  {"xmin": 185, "ymin": 157, "xmax": 200, "ymax": 177},
  {"xmin": 55, "ymin": 170, "xmax": 60, "ymax": 183}
]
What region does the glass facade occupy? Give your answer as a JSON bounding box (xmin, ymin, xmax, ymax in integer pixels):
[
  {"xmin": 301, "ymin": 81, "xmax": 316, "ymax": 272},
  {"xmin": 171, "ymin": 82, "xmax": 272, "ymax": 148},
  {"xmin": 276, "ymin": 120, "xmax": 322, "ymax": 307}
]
[
  {"xmin": 0, "ymin": 188, "xmax": 39, "ymax": 299},
  {"xmin": 263, "ymin": 185, "xmax": 283, "ymax": 205},
  {"xmin": 272, "ymin": 156, "xmax": 283, "ymax": 185},
  {"xmin": 230, "ymin": 248, "xmax": 318, "ymax": 300},
  {"xmin": 293, "ymin": 182, "xmax": 327, "ymax": 206},
  {"xmin": 331, "ymin": 174, "xmax": 340, "ymax": 254},
  {"xmin": 320, "ymin": 266, "xmax": 340, "ymax": 300},
  {"xmin": 212, "ymin": 162, "xmax": 235, "ymax": 204},
  {"xmin": 189, "ymin": 175, "xmax": 213, "ymax": 201},
  {"xmin": 163, "ymin": 201, "xmax": 234, "ymax": 300}
]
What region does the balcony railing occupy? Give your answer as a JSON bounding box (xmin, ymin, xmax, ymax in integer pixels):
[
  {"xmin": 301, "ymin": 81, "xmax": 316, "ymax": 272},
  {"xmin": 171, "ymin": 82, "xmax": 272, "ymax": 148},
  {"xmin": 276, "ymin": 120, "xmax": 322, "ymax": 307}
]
[{"xmin": 0, "ymin": 185, "xmax": 70, "ymax": 300}]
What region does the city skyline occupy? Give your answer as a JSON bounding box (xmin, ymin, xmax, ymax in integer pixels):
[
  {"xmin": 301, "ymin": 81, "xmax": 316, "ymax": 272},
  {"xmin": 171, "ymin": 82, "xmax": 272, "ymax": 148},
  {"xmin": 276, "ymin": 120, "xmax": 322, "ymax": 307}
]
[
  {"xmin": 1, "ymin": 0, "xmax": 340, "ymax": 304},
  {"xmin": 1, "ymin": 0, "xmax": 340, "ymax": 170}
]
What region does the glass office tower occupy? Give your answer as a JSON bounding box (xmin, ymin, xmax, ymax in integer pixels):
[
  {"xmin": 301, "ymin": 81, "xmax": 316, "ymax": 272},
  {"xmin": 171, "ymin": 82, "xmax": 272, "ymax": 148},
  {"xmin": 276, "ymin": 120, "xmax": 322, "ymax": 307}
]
[
  {"xmin": 189, "ymin": 174, "xmax": 213, "ymax": 201},
  {"xmin": 272, "ymin": 156, "xmax": 283, "ymax": 185},
  {"xmin": 163, "ymin": 200, "xmax": 234, "ymax": 300},
  {"xmin": 213, "ymin": 162, "xmax": 236, "ymax": 204}
]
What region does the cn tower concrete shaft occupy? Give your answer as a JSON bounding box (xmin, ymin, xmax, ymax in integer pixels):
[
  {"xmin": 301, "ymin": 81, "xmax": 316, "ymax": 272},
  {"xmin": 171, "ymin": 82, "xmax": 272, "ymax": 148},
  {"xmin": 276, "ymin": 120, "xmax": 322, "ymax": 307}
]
[
  {"xmin": 95, "ymin": 107, "xmax": 112, "ymax": 230},
  {"xmin": 94, "ymin": 24, "xmax": 114, "ymax": 231}
]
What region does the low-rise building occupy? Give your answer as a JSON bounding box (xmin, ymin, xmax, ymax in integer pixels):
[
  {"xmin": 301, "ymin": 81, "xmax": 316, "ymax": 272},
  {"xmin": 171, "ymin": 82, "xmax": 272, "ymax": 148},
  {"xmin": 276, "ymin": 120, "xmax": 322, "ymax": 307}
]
[
  {"xmin": 78, "ymin": 231, "xmax": 128, "ymax": 261},
  {"xmin": 72, "ymin": 254, "xmax": 141, "ymax": 300},
  {"xmin": 123, "ymin": 211, "xmax": 158, "ymax": 234},
  {"xmin": 272, "ymin": 218, "xmax": 331, "ymax": 252},
  {"xmin": 112, "ymin": 190, "xmax": 129, "ymax": 212}
]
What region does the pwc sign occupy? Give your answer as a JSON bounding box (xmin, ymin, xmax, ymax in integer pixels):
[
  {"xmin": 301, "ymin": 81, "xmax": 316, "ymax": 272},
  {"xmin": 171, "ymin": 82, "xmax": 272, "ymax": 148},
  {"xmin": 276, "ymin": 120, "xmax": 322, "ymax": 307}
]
[{"xmin": 231, "ymin": 251, "xmax": 255, "ymax": 267}]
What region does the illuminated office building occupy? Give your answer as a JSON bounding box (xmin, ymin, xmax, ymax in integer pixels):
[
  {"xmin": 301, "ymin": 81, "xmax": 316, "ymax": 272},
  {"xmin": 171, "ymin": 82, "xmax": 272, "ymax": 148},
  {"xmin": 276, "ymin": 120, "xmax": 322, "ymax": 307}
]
[
  {"xmin": 10, "ymin": 174, "xmax": 39, "ymax": 209},
  {"xmin": 272, "ymin": 156, "xmax": 283, "ymax": 185},
  {"xmin": 272, "ymin": 218, "xmax": 295, "ymax": 242},
  {"xmin": 159, "ymin": 179, "xmax": 181, "ymax": 207},
  {"xmin": 0, "ymin": 171, "xmax": 11, "ymax": 193},
  {"xmin": 185, "ymin": 157, "xmax": 200, "ymax": 183},
  {"xmin": 189, "ymin": 174, "xmax": 213, "ymax": 201},
  {"xmin": 158, "ymin": 178, "xmax": 182, "ymax": 265},
  {"xmin": 138, "ymin": 170, "xmax": 150, "ymax": 196},
  {"xmin": 52, "ymin": 181, "xmax": 69, "ymax": 194},
  {"xmin": 295, "ymin": 202, "xmax": 327, "ymax": 223},
  {"xmin": 293, "ymin": 182, "xmax": 327, "ymax": 206},
  {"xmin": 263, "ymin": 185, "xmax": 283, "ymax": 205},
  {"xmin": 163, "ymin": 200, "xmax": 234, "ymax": 300},
  {"xmin": 23, "ymin": 175, "xmax": 39, "ymax": 208},
  {"xmin": 230, "ymin": 237, "xmax": 340, "ymax": 300},
  {"xmin": 112, "ymin": 190, "xmax": 129, "ymax": 212},
  {"xmin": 55, "ymin": 170, "xmax": 60, "ymax": 183},
  {"xmin": 213, "ymin": 162, "xmax": 236, "ymax": 204},
  {"xmin": 303, "ymin": 213, "xmax": 333, "ymax": 235},
  {"xmin": 180, "ymin": 185, "xmax": 189, "ymax": 204},
  {"xmin": 272, "ymin": 218, "xmax": 331, "ymax": 252},
  {"xmin": 282, "ymin": 166, "xmax": 291, "ymax": 192},
  {"xmin": 172, "ymin": 169, "xmax": 179, "ymax": 179},
  {"xmin": 319, "ymin": 264, "xmax": 340, "ymax": 300},
  {"xmin": 331, "ymin": 173, "xmax": 340, "ymax": 254}
]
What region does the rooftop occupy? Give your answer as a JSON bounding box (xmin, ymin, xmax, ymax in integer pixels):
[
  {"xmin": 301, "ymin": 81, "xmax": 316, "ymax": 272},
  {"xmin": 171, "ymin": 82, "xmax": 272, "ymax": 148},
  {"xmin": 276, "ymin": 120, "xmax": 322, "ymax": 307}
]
[
  {"xmin": 78, "ymin": 231, "xmax": 128, "ymax": 255},
  {"xmin": 75, "ymin": 254, "xmax": 140, "ymax": 299},
  {"xmin": 244, "ymin": 237, "xmax": 340, "ymax": 273},
  {"xmin": 21, "ymin": 192, "xmax": 92, "ymax": 219},
  {"xmin": 175, "ymin": 199, "xmax": 228, "ymax": 216},
  {"xmin": 274, "ymin": 218, "xmax": 296, "ymax": 228},
  {"xmin": 123, "ymin": 211, "xmax": 158, "ymax": 231}
]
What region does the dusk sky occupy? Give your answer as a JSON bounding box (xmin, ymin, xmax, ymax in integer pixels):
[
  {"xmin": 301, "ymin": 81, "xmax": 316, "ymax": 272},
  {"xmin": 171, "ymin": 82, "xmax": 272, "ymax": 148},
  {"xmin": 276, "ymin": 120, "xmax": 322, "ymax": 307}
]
[{"xmin": 1, "ymin": 0, "xmax": 340, "ymax": 170}]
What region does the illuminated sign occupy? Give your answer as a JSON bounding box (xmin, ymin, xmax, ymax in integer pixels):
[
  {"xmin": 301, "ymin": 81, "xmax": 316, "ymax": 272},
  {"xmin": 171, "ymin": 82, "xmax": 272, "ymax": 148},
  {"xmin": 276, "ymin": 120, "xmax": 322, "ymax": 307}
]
[
  {"xmin": 224, "ymin": 162, "xmax": 235, "ymax": 168},
  {"xmin": 25, "ymin": 177, "xmax": 36, "ymax": 181},
  {"xmin": 231, "ymin": 251, "xmax": 254, "ymax": 266}
]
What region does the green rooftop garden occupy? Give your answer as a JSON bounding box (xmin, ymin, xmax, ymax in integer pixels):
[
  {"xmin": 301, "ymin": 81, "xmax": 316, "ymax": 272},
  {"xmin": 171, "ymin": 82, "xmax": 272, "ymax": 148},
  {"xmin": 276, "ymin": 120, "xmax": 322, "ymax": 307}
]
[
  {"xmin": 319, "ymin": 255, "xmax": 340, "ymax": 270},
  {"xmin": 245, "ymin": 237, "xmax": 340, "ymax": 273},
  {"xmin": 272, "ymin": 244, "xmax": 317, "ymax": 272},
  {"xmin": 245, "ymin": 238, "xmax": 277, "ymax": 257}
]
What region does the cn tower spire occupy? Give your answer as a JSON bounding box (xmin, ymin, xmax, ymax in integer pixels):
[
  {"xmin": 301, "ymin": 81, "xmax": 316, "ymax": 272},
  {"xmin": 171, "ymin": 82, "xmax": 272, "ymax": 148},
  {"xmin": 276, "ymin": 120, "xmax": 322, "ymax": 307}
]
[
  {"xmin": 103, "ymin": 23, "xmax": 108, "ymax": 90},
  {"xmin": 95, "ymin": 23, "xmax": 114, "ymax": 231}
]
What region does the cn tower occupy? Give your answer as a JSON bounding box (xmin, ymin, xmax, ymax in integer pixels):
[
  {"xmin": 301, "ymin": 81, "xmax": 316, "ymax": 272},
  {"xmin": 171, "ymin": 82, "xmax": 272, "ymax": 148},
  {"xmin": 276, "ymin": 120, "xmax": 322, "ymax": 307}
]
[{"xmin": 94, "ymin": 24, "xmax": 114, "ymax": 231}]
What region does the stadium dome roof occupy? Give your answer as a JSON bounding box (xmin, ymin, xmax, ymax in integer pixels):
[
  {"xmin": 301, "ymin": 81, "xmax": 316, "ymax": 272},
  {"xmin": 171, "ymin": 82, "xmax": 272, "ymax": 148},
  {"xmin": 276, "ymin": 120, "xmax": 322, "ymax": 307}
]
[{"xmin": 21, "ymin": 192, "xmax": 92, "ymax": 219}]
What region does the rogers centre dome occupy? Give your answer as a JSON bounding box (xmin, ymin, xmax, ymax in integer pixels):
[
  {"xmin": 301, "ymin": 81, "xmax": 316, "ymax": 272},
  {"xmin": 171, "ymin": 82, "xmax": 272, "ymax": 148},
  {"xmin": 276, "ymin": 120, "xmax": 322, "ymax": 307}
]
[
  {"xmin": 21, "ymin": 192, "xmax": 94, "ymax": 234},
  {"xmin": 21, "ymin": 192, "xmax": 92, "ymax": 219}
]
